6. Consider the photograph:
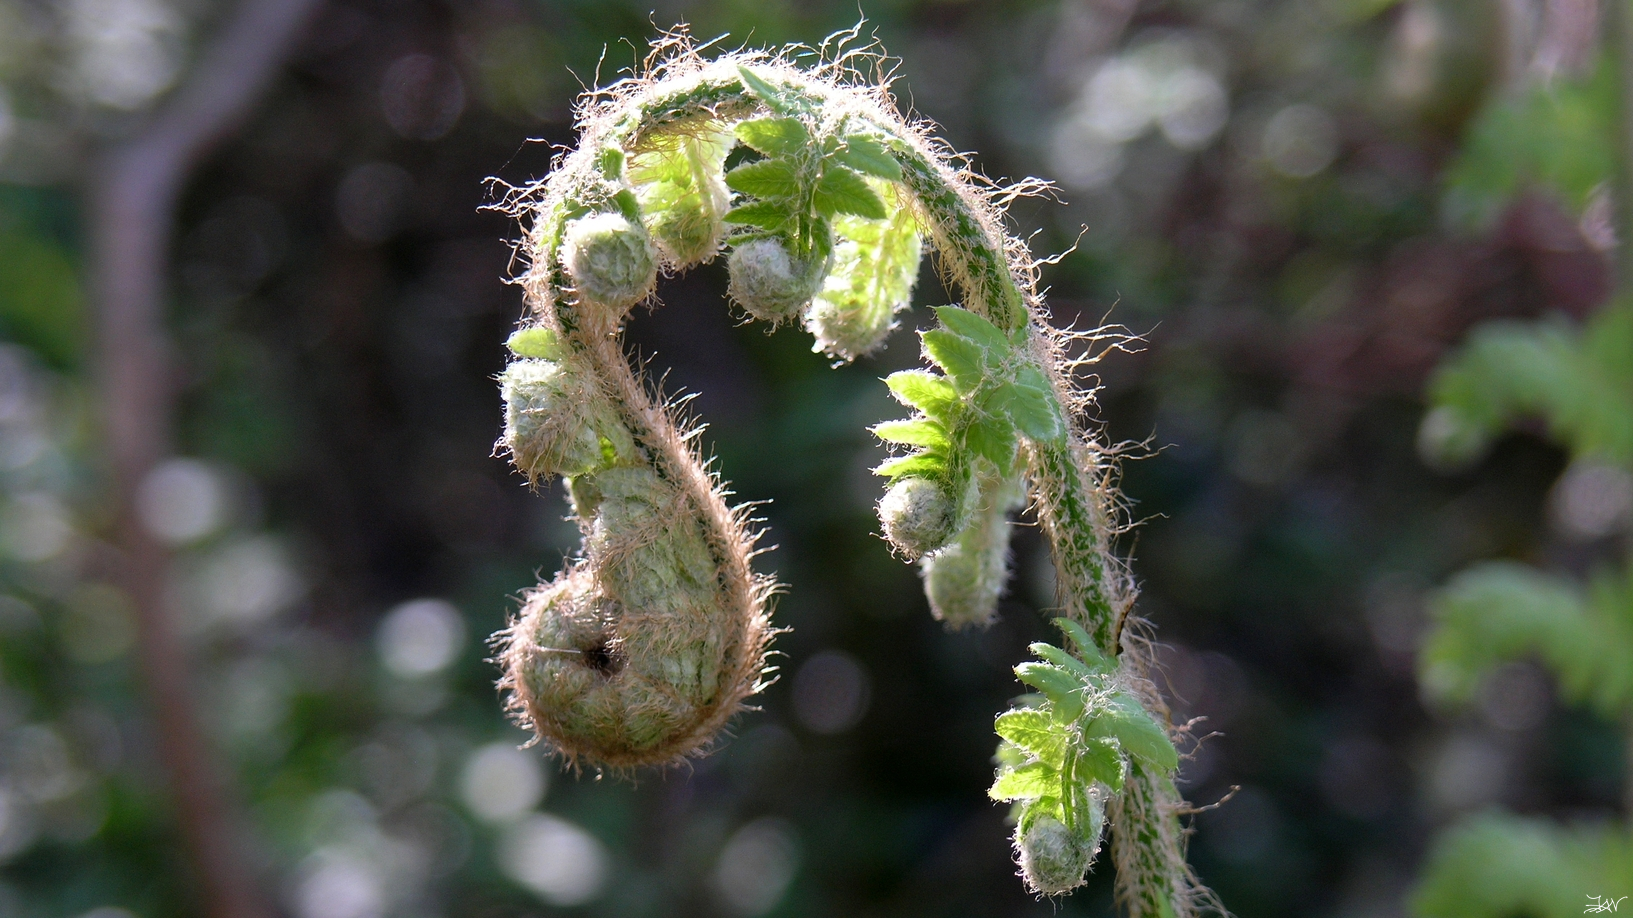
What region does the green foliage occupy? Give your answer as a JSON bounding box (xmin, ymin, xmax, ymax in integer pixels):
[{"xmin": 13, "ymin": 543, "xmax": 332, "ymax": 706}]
[
  {"xmin": 1415, "ymin": 183, "xmax": 1633, "ymax": 917},
  {"xmin": 990, "ymin": 619, "xmax": 1178, "ymax": 894},
  {"xmin": 720, "ymin": 65, "xmax": 895, "ymax": 259},
  {"xmin": 1442, "ymin": 59, "xmax": 1616, "ymax": 229},
  {"xmin": 873, "ymin": 306, "xmax": 1066, "ymax": 487},
  {"xmin": 629, "ymin": 127, "xmax": 733, "ymax": 267},
  {"xmin": 1414, "ymin": 813, "xmax": 1623, "ymax": 918},
  {"xmin": 0, "ymin": 225, "xmax": 83, "ymax": 368},
  {"xmin": 1421, "ymin": 562, "xmax": 1633, "ymax": 718},
  {"xmin": 1419, "ymin": 305, "xmax": 1633, "ymax": 468}
]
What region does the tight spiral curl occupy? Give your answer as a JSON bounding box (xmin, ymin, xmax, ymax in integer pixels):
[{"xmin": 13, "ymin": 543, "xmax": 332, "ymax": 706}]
[{"xmin": 490, "ymin": 30, "xmax": 1217, "ymax": 915}]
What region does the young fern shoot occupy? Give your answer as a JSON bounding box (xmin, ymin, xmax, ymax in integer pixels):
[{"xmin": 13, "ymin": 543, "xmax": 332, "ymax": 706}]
[{"xmin": 492, "ymin": 33, "xmax": 1211, "ymax": 914}]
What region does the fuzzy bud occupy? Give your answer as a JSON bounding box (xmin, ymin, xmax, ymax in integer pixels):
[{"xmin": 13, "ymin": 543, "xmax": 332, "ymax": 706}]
[
  {"xmin": 805, "ymin": 207, "xmax": 920, "ymax": 360},
  {"xmin": 562, "ymin": 212, "xmax": 658, "ymax": 317},
  {"xmin": 1016, "ymin": 814, "xmax": 1100, "ymax": 896},
  {"xmin": 727, "ymin": 236, "xmax": 831, "ymax": 323},
  {"xmin": 805, "ymin": 296, "xmax": 894, "ymax": 360},
  {"xmin": 500, "ymin": 462, "xmax": 769, "ymax": 768},
  {"xmin": 879, "ymin": 477, "xmax": 957, "ymax": 558},
  {"xmin": 648, "ymin": 195, "xmax": 727, "ymax": 268},
  {"xmin": 923, "ymin": 532, "xmax": 1006, "ymax": 628},
  {"xmin": 922, "ymin": 475, "xmax": 1020, "ymax": 628},
  {"xmin": 500, "ymin": 357, "xmax": 634, "ymax": 481}
]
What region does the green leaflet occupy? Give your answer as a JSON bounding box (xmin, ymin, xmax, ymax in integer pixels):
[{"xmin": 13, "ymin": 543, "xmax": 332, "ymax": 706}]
[
  {"xmin": 1015, "ymin": 662, "xmax": 1086, "ymax": 720},
  {"xmin": 871, "ymin": 418, "xmax": 949, "ymax": 448},
  {"xmin": 995, "ymin": 709, "xmax": 1068, "ymax": 769},
  {"xmin": 990, "ymin": 760, "xmax": 1058, "ymax": 801},
  {"xmin": 923, "ymin": 329, "xmax": 986, "ymax": 393},
  {"xmin": 1085, "ymin": 694, "xmax": 1180, "ymax": 772},
  {"xmin": 887, "ymin": 370, "xmax": 960, "ymax": 421},
  {"xmin": 628, "ymin": 128, "xmax": 734, "ymax": 266},
  {"xmin": 1030, "ymin": 643, "xmax": 1098, "ymax": 682},
  {"xmin": 734, "ymin": 116, "xmax": 809, "ymax": 156},
  {"xmin": 833, "ymin": 135, "xmax": 903, "ymax": 182},
  {"xmin": 934, "ymin": 304, "xmax": 1010, "ymax": 351},
  {"xmin": 1077, "ymin": 737, "xmax": 1126, "ymax": 792},
  {"xmin": 961, "ymin": 416, "xmax": 1018, "ymax": 474},
  {"xmin": 1053, "ymin": 617, "xmax": 1114, "ymax": 672},
  {"xmin": 989, "ymin": 620, "xmax": 1180, "ymax": 884},
  {"xmin": 722, "ymin": 201, "xmax": 792, "ymax": 231},
  {"xmin": 875, "ymin": 301, "xmax": 1071, "ymax": 495},
  {"xmin": 736, "ymin": 66, "xmax": 794, "ymax": 114},
  {"xmin": 875, "ymin": 452, "xmax": 948, "ymax": 481},
  {"xmin": 992, "ymin": 380, "xmax": 1064, "ymax": 441},
  {"xmin": 726, "ymin": 159, "xmax": 801, "ymax": 198},
  {"xmin": 813, "ymin": 166, "xmax": 886, "ymax": 219},
  {"xmin": 507, "ymin": 327, "xmax": 563, "ymax": 360}
]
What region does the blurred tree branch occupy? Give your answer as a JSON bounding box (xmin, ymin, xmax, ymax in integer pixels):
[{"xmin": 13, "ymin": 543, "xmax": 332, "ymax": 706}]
[{"xmin": 89, "ymin": 0, "xmax": 324, "ymax": 916}]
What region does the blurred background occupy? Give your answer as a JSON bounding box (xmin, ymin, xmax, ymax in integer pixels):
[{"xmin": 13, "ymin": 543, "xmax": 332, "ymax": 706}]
[{"xmin": 0, "ymin": 0, "xmax": 1621, "ymax": 916}]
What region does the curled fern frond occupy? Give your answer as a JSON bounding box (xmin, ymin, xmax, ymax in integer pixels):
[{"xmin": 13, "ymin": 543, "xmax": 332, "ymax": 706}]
[{"xmin": 489, "ymin": 30, "xmax": 1207, "ymax": 912}]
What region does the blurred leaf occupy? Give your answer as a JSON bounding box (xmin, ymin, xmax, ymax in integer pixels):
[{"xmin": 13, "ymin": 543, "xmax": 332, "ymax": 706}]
[
  {"xmin": 0, "ymin": 226, "xmax": 83, "ymax": 368},
  {"xmin": 1443, "ymin": 61, "xmax": 1616, "ymax": 229},
  {"xmin": 1412, "ymin": 813, "xmax": 1604, "ymax": 918},
  {"xmin": 1421, "ymin": 562, "xmax": 1633, "ymax": 718}
]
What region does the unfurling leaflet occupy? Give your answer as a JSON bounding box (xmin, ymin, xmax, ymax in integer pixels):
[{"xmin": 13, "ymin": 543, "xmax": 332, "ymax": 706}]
[{"xmin": 490, "ymin": 34, "xmax": 1211, "ymax": 914}]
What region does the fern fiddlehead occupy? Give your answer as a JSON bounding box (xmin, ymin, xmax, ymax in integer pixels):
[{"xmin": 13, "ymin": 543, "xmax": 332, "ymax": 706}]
[{"xmin": 492, "ymin": 35, "xmax": 1210, "ymax": 912}]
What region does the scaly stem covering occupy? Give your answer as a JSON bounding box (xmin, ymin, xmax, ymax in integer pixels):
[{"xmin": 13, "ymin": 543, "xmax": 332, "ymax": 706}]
[{"xmin": 491, "ymin": 33, "xmax": 1210, "ymax": 913}]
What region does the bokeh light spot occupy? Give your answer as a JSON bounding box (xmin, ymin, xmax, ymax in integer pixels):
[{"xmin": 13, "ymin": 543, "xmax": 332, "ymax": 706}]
[
  {"xmin": 1263, "ymin": 104, "xmax": 1339, "ymax": 178},
  {"xmin": 1549, "ymin": 460, "xmax": 1633, "ymax": 540},
  {"xmin": 791, "ymin": 650, "xmax": 870, "ymax": 735},
  {"xmin": 376, "ymin": 599, "xmax": 465, "ymax": 677},
  {"xmin": 136, "ymin": 458, "xmax": 230, "ymax": 545},
  {"xmin": 0, "ymin": 493, "xmax": 72, "ymax": 562},
  {"xmin": 458, "ymin": 742, "xmax": 545, "ymax": 823},
  {"xmin": 336, "ymin": 162, "xmax": 414, "ymax": 243},
  {"xmin": 497, "ymin": 813, "xmax": 607, "ymax": 906},
  {"xmin": 713, "ymin": 817, "xmax": 800, "ymax": 916},
  {"xmin": 381, "ymin": 54, "xmax": 466, "ymax": 141}
]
